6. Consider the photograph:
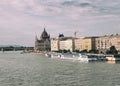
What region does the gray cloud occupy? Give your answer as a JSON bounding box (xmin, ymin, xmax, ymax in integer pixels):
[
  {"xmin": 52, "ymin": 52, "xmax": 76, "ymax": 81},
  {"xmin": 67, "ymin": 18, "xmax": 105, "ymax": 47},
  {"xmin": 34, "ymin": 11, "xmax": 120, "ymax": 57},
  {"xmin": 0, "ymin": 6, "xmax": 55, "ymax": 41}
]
[
  {"xmin": 0, "ymin": 0, "xmax": 120, "ymax": 46},
  {"xmin": 61, "ymin": 0, "xmax": 91, "ymax": 7}
]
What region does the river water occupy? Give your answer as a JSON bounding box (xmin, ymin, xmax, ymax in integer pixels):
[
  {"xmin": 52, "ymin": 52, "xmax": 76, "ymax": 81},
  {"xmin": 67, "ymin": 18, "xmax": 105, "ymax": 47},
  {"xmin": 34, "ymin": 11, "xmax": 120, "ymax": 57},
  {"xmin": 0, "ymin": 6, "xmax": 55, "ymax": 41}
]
[{"xmin": 0, "ymin": 51, "xmax": 120, "ymax": 86}]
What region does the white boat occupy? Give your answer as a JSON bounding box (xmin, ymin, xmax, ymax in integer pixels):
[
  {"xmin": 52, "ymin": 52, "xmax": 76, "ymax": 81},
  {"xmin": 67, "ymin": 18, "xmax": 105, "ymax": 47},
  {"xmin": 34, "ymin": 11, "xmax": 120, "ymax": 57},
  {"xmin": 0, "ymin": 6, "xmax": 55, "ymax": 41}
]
[
  {"xmin": 50, "ymin": 53, "xmax": 99, "ymax": 62},
  {"xmin": 106, "ymin": 54, "xmax": 120, "ymax": 61},
  {"xmin": 78, "ymin": 54, "xmax": 89, "ymax": 62},
  {"xmin": 61, "ymin": 53, "xmax": 79, "ymax": 60},
  {"xmin": 50, "ymin": 53, "xmax": 63, "ymax": 59},
  {"xmin": 45, "ymin": 53, "xmax": 51, "ymax": 57},
  {"xmin": 50, "ymin": 53, "xmax": 80, "ymax": 61},
  {"xmin": 78, "ymin": 54, "xmax": 98, "ymax": 62}
]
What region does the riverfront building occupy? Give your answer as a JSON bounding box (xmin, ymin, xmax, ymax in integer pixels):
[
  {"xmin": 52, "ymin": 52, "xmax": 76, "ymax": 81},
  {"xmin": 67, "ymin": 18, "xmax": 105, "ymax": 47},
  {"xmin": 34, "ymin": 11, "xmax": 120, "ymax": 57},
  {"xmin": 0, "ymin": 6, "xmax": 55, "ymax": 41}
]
[
  {"xmin": 74, "ymin": 38, "xmax": 83, "ymax": 51},
  {"xmin": 51, "ymin": 38, "xmax": 59, "ymax": 51},
  {"xmin": 81, "ymin": 37, "xmax": 98, "ymax": 51},
  {"xmin": 109, "ymin": 35, "xmax": 120, "ymax": 52},
  {"xmin": 96, "ymin": 36, "xmax": 110, "ymax": 53},
  {"xmin": 59, "ymin": 37, "xmax": 75, "ymax": 52},
  {"xmin": 96, "ymin": 35, "xmax": 120, "ymax": 53},
  {"xmin": 51, "ymin": 34, "xmax": 75, "ymax": 52},
  {"xmin": 51, "ymin": 36, "xmax": 98, "ymax": 52},
  {"xmin": 51, "ymin": 34, "xmax": 64, "ymax": 52},
  {"xmin": 75, "ymin": 35, "xmax": 120, "ymax": 53},
  {"xmin": 34, "ymin": 28, "xmax": 51, "ymax": 52},
  {"xmin": 74, "ymin": 37, "xmax": 98, "ymax": 51}
]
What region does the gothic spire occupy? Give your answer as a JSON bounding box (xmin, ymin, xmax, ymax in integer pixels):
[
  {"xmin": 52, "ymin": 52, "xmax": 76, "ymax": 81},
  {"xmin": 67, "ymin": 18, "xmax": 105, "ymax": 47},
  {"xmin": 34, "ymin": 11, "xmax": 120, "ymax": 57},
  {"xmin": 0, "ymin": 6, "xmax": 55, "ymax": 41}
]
[{"xmin": 35, "ymin": 34, "xmax": 38, "ymax": 41}]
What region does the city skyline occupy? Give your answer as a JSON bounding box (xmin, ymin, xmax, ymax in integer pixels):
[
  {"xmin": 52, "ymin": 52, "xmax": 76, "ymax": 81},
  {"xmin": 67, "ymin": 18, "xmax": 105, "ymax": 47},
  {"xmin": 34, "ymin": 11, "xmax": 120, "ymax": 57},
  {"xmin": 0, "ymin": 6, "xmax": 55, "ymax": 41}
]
[{"xmin": 0, "ymin": 0, "xmax": 120, "ymax": 46}]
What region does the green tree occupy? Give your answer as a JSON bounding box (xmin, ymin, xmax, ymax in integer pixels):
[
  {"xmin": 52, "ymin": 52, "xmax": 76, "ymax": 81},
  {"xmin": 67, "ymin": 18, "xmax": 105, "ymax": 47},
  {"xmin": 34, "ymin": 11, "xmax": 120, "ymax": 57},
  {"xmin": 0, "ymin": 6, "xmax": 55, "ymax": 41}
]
[
  {"xmin": 63, "ymin": 49, "xmax": 68, "ymax": 53},
  {"xmin": 89, "ymin": 49, "xmax": 99, "ymax": 54},
  {"xmin": 74, "ymin": 50, "xmax": 80, "ymax": 53},
  {"xmin": 56, "ymin": 49, "xmax": 62, "ymax": 53},
  {"xmin": 80, "ymin": 49, "xmax": 88, "ymax": 53},
  {"xmin": 106, "ymin": 46, "xmax": 118, "ymax": 54}
]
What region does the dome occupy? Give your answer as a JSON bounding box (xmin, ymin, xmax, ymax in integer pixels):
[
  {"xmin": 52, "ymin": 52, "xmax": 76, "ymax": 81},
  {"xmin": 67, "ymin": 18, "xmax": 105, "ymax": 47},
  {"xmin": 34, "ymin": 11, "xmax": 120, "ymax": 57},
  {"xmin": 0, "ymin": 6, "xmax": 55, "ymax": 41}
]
[
  {"xmin": 40, "ymin": 28, "xmax": 50, "ymax": 40},
  {"xmin": 59, "ymin": 33, "xmax": 64, "ymax": 38}
]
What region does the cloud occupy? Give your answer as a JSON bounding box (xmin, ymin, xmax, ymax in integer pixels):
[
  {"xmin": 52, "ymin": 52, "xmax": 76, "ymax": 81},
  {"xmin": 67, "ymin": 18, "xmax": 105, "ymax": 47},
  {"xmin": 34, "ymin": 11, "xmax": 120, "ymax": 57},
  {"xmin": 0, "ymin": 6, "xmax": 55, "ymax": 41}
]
[
  {"xmin": 61, "ymin": 0, "xmax": 91, "ymax": 7},
  {"xmin": 0, "ymin": 0, "xmax": 120, "ymax": 46}
]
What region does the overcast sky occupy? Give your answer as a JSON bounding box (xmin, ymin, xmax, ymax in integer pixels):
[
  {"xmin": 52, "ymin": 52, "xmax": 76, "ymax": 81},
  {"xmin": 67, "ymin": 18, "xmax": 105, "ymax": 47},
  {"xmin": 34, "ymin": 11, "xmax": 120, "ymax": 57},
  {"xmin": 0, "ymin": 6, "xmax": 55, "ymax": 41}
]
[{"xmin": 0, "ymin": 0, "xmax": 120, "ymax": 46}]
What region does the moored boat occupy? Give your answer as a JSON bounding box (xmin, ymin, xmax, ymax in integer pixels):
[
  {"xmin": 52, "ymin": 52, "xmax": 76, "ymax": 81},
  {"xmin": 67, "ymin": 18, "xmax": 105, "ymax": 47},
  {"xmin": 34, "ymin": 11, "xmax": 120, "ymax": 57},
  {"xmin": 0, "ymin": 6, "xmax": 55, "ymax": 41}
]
[
  {"xmin": 78, "ymin": 53, "xmax": 98, "ymax": 62},
  {"xmin": 106, "ymin": 54, "xmax": 120, "ymax": 61}
]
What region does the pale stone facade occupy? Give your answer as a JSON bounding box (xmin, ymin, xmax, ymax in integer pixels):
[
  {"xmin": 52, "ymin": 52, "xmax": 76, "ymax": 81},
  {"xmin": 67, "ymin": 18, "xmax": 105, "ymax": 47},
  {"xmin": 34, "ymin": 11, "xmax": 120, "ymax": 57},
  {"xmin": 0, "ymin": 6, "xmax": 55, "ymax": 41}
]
[
  {"xmin": 59, "ymin": 38, "xmax": 73, "ymax": 52},
  {"xmin": 96, "ymin": 36, "xmax": 110, "ymax": 53},
  {"xmin": 109, "ymin": 35, "xmax": 120, "ymax": 52},
  {"xmin": 96, "ymin": 35, "xmax": 120, "ymax": 53},
  {"xmin": 51, "ymin": 38, "xmax": 59, "ymax": 51},
  {"xmin": 51, "ymin": 34, "xmax": 120, "ymax": 53},
  {"xmin": 74, "ymin": 38, "xmax": 83, "ymax": 51},
  {"xmin": 81, "ymin": 37, "xmax": 97, "ymax": 51},
  {"xmin": 51, "ymin": 36, "xmax": 75, "ymax": 52}
]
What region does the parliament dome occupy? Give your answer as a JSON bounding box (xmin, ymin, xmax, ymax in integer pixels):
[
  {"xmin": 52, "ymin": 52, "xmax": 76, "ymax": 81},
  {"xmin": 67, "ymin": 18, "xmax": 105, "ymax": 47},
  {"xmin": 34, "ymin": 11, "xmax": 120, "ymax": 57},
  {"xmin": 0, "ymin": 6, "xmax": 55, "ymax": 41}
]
[{"xmin": 40, "ymin": 28, "xmax": 50, "ymax": 40}]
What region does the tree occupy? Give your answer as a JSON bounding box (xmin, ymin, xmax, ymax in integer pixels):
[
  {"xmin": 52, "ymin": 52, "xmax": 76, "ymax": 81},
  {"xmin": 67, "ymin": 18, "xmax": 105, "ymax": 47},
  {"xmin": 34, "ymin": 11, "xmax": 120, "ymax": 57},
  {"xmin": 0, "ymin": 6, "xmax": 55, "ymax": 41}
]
[
  {"xmin": 80, "ymin": 49, "xmax": 88, "ymax": 53},
  {"xmin": 74, "ymin": 50, "xmax": 80, "ymax": 53},
  {"xmin": 106, "ymin": 46, "xmax": 118, "ymax": 54},
  {"xmin": 89, "ymin": 49, "xmax": 99, "ymax": 54},
  {"xmin": 58, "ymin": 49, "xmax": 63, "ymax": 53},
  {"xmin": 57, "ymin": 49, "xmax": 70, "ymax": 53},
  {"xmin": 63, "ymin": 49, "xmax": 68, "ymax": 53}
]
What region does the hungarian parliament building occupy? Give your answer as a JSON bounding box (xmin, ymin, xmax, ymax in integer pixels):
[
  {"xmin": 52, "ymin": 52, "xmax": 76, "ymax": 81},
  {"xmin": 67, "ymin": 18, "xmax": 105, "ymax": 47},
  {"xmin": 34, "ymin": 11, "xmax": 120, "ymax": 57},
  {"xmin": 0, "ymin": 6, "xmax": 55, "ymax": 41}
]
[{"xmin": 34, "ymin": 28, "xmax": 51, "ymax": 53}]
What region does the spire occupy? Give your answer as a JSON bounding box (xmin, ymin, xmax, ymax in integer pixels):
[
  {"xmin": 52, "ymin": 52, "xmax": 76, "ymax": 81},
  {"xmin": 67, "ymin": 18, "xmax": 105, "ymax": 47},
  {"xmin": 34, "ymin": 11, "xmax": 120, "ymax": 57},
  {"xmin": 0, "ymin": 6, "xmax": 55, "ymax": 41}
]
[
  {"xmin": 44, "ymin": 28, "xmax": 46, "ymax": 32},
  {"xmin": 49, "ymin": 34, "xmax": 50, "ymax": 38},
  {"xmin": 35, "ymin": 35, "xmax": 38, "ymax": 41}
]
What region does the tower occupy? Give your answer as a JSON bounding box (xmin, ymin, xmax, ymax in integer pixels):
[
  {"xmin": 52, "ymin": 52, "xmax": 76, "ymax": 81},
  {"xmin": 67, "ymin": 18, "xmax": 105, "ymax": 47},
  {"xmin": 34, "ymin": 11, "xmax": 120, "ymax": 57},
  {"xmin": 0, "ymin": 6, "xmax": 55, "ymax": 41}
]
[{"xmin": 34, "ymin": 35, "xmax": 38, "ymax": 52}]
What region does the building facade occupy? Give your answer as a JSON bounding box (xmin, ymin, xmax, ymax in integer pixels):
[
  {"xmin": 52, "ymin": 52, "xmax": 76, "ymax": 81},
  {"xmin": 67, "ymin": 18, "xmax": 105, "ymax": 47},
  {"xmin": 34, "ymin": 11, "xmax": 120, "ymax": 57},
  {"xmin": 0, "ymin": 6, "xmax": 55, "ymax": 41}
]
[
  {"xmin": 51, "ymin": 34, "xmax": 64, "ymax": 52},
  {"xmin": 96, "ymin": 35, "xmax": 120, "ymax": 53},
  {"xmin": 59, "ymin": 37, "xmax": 74, "ymax": 52},
  {"xmin": 74, "ymin": 38, "xmax": 83, "ymax": 51},
  {"xmin": 96, "ymin": 36, "xmax": 110, "ymax": 53},
  {"xmin": 51, "ymin": 38, "xmax": 59, "ymax": 51},
  {"xmin": 51, "ymin": 34, "xmax": 75, "ymax": 52},
  {"xmin": 34, "ymin": 29, "xmax": 51, "ymax": 52},
  {"xmin": 80, "ymin": 37, "xmax": 98, "ymax": 51},
  {"xmin": 51, "ymin": 36, "xmax": 98, "ymax": 52},
  {"xmin": 109, "ymin": 35, "xmax": 120, "ymax": 52}
]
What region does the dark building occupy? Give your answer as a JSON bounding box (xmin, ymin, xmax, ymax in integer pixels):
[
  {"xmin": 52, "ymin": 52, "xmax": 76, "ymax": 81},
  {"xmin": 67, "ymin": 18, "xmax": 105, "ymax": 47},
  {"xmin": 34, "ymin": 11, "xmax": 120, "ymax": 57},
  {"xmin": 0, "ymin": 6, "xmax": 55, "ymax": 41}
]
[{"xmin": 34, "ymin": 28, "xmax": 51, "ymax": 52}]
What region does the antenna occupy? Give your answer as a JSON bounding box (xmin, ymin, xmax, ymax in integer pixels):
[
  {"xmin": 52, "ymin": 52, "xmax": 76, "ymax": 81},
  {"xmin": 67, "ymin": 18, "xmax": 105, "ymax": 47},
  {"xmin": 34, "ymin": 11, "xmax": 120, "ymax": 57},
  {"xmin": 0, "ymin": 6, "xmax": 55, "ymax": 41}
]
[{"xmin": 74, "ymin": 31, "xmax": 79, "ymax": 37}]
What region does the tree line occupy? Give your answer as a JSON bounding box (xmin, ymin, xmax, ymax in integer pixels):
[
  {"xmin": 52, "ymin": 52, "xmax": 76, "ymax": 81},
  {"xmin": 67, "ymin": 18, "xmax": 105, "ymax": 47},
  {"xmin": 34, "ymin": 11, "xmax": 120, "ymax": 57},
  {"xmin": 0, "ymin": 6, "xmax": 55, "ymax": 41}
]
[
  {"xmin": 55, "ymin": 46, "xmax": 118, "ymax": 54},
  {"xmin": 0, "ymin": 46, "xmax": 34, "ymax": 51}
]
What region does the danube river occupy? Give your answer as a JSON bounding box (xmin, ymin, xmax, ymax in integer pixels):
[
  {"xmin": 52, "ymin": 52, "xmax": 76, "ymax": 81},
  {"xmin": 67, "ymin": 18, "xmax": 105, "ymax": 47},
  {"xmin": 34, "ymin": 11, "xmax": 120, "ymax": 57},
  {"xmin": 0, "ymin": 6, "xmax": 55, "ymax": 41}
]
[{"xmin": 0, "ymin": 51, "xmax": 120, "ymax": 86}]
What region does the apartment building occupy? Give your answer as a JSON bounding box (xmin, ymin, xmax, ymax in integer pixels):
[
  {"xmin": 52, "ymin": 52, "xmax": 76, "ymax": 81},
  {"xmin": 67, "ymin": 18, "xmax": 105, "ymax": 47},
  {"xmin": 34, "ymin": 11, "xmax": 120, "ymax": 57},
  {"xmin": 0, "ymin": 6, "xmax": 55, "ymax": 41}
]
[
  {"xmin": 81, "ymin": 37, "xmax": 98, "ymax": 51},
  {"xmin": 51, "ymin": 36, "xmax": 75, "ymax": 52},
  {"xmin": 51, "ymin": 38, "xmax": 59, "ymax": 51},
  {"xmin": 74, "ymin": 38, "xmax": 83, "ymax": 51},
  {"xmin": 96, "ymin": 35, "xmax": 120, "ymax": 53}
]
